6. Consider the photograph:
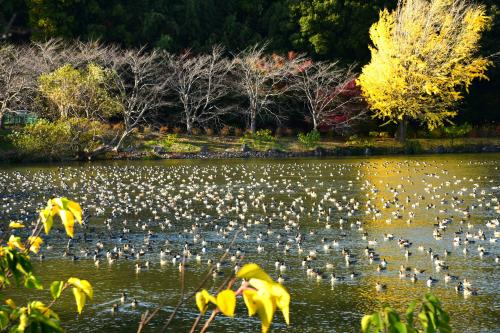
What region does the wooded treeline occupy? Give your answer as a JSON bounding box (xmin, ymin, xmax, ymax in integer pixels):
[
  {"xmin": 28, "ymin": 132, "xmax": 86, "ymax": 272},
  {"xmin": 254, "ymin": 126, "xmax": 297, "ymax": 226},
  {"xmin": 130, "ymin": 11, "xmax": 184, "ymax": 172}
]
[{"xmin": 1, "ymin": 0, "xmax": 499, "ymax": 124}]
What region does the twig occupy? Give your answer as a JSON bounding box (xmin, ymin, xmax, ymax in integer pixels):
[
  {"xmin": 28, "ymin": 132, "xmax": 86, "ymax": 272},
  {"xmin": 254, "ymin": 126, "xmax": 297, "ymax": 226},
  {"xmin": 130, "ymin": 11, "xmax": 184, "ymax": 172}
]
[
  {"xmin": 200, "ymin": 309, "xmax": 219, "ymax": 333},
  {"xmin": 188, "ymin": 313, "xmax": 203, "ymax": 333},
  {"xmin": 137, "ymin": 231, "xmax": 239, "ymax": 332}
]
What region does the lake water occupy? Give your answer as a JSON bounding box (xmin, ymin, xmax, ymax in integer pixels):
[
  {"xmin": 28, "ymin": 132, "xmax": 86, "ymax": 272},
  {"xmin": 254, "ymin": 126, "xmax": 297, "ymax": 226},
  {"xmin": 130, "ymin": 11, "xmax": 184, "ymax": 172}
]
[{"xmin": 1, "ymin": 154, "xmax": 499, "ymax": 332}]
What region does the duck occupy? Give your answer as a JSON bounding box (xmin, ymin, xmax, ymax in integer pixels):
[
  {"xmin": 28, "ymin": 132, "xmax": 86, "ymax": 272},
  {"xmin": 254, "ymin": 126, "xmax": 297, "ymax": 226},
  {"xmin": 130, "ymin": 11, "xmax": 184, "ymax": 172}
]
[
  {"xmin": 463, "ymin": 287, "xmax": 478, "ymax": 296},
  {"xmin": 444, "ymin": 273, "xmax": 458, "ymax": 283},
  {"xmin": 426, "ymin": 276, "xmax": 438, "ymax": 287},
  {"xmin": 375, "ymin": 282, "xmax": 387, "ymax": 292},
  {"xmin": 131, "ymin": 298, "xmax": 138, "ymax": 308},
  {"xmin": 120, "ymin": 292, "xmax": 127, "ymax": 304},
  {"xmin": 330, "ymin": 273, "xmax": 343, "ymax": 283}
]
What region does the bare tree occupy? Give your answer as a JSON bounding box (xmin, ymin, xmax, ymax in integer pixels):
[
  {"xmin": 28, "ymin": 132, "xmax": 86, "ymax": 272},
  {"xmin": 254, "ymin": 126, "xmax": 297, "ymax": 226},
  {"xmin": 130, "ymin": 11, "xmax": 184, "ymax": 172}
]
[
  {"xmin": 234, "ymin": 44, "xmax": 302, "ymax": 133},
  {"xmin": 29, "ymin": 39, "xmax": 69, "ymax": 75},
  {"xmin": 0, "ymin": 44, "xmax": 37, "ymax": 128},
  {"xmin": 71, "ymin": 39, "xmax": 122, "ymax": 69},
  {"xmin": 109, "ymin": 47, "xmax": 168, "ymax": 151},
  {"xmin": 167, "ymin": 46, "xmax": 234, "ymax": 133},
  {"xmin": 293, "ymin": 60, "xmax": 365, "ymax": 131}
]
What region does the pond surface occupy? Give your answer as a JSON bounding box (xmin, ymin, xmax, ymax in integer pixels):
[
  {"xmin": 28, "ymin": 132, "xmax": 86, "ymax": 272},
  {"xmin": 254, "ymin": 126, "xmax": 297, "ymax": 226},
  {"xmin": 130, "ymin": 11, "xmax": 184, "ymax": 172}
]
[{"xmin": 1, "ymin": 154, "xmax": 499, "ymax": 333}]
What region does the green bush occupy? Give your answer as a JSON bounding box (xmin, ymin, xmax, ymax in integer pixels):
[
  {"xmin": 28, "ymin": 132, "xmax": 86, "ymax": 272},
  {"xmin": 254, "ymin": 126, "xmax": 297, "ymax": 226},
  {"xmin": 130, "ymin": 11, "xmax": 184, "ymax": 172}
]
[
  {"xmin": 369, "ymin": 131, "xmax": 390, "ymax": 138},
  {"xmin": 443, "ymin": 122, "xmax": 472, "ymax": 143},
  {"xmin": 298, "ymin": 130, "xmax": 321, "ymax": 148},
  {"xmin": 404, "ymin": 140, "xmax": 423, "ymax": 154},
  {"xmin": 241, "ymin": 129, "xmax": 276, "ymax": 150},
  {"xmin": 66, "ymin": 118, "xmax": 116, "ymax": 153},
  {"xmin": 9, "ymin": 118, "xmax": 115, "ymax": 160},
  {"xmin": 362, "ymin": 294, "xmax": 451, "ymax": 333},
  {"xmin": 161, "ymin": 134, "xmax": 178, "ymax": 151},
  {"xmin": 9, "ymin": 119, "xmax": 71, "ymax": 160}
]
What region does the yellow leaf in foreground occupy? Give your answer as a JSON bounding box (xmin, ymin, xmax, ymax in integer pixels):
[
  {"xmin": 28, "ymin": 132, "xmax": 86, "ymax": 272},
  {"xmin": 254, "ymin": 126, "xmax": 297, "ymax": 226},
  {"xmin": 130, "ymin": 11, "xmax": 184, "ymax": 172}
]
[
  {"xmin": 217, "ymin": 289, "xmax": 236, "ymax": 317},
  {"xmin": 8, "ymin": 221, "xmax": 25, "ymax": 229},
  {"xmin": 243, "ymin": 289, "xmax": 258, "ymax": 316},
  {"xmin": 195, "ymin": 289, "xmax": 216, "ymax": 314},
  {"xmin": 7, "ymin": 235, "xmax": 25, "ymax": 251},
  {"xmin": 68, "ymin": 277, "xmax": 93, "ymax": 299},
  {"xmin": 246, "ymin": 278, "xmax": 291, "ymax": 330},
  {"xmin": 5, "ymin": 299, "xmax": 16, "ymax": 309},
  {"xmin": 242, "ymin": 287, "xmax": 276, "ymax": 333},
  {"xmin": 59, "ymin": 209, "xmax": 75, "ymax": 238},
  {"xmin": 271, "ymin": 283, "xmax": 290, "ymax": 325},
  {"xmin": 28, "ymin": 236, "xmax": 44, "ymax": 254},
  {"xmin": 44, "ymin": 198, "xmax": 83, "ymax": 237},
  {"xmin": 66, "ymin": 200, "xmax": 83, "ymax": 224},
  {"xmin": 236, "ymin": 263, "xmax": 273, "ymax": 283},
  {"xmin": 39, "ymin": 208, "xmax": 54, "ymax": 234},
  {"xmin": 72, "ymin": 287, "xmax": 86, "ymax": 314}
]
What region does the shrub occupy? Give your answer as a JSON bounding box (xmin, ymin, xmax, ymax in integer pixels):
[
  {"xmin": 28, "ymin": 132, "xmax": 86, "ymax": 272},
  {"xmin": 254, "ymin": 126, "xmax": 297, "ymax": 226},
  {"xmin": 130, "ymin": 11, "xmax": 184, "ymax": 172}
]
[
  {"xmin": 159, "ymin": 125, "xmax": 169, "ymax": 134},
  {"xmin": 161, "ymin": 134, "xmax": 178, "ymax": 151},
  {"xmin": 9, "ymin": 118, "xmax": 116, "ymax": 160},
  {"xmin": 241, "ymin": 129, "xmax": 276, "ymax": 150},
  {"xmin": 298, "ymin": 130, "xmax": 321, "ymax": 148},
  {"xmin": 283, "ymin": 127, "xmax": 295, "ymax": 137},
  {"xmin": 112, "ymin": 122, "xmax": 125, "ymax": 132},
  {"xmin": 65, "ymin": 118, "xmax": 116, "ymax": 153},
  {"xmin": 191, "ymin": 127, "xmax": 201, "ymax": 135},
  {"xmin": 205, "ymin": 127, "xmax": 215, "ymax": 136},
  {"xmin": 369, "ymin": 131, "xmax": 390, "ymax": 138},
  {"xmin": 234, "ymin": 127, "xmax": 244, "ymax": 137},
  {"xmin": 9, "ymin": 119, "xmax": 71, "ymax": 160},
  {"xmin": 220, "ymin": 125, "xmax": 232, "ymax": 137},
  {"xmin": 361, "ymin": 294, "xmax": 451, "ymax": 333},
  {"xmin": 172, "ymin": 126, "xmax": 183, "ymax": 134},
  {"xmin": 404, "ymin": 140, "xmax": 423, "ymax": 154},
  {"xmin": 443, "ymin": 122, "xmax": 472, "ymax": 144},
  {"xmin": 428, "ymin": 127, "xmax": 444, "ymax": 138}
]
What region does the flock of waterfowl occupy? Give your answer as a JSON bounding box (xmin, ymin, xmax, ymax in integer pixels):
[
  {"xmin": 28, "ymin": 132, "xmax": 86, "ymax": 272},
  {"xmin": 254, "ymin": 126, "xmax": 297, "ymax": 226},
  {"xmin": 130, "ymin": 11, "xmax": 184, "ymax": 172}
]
[{"xmin": 1, "ymin": 158, "xmax": 499, "ymax": 318}]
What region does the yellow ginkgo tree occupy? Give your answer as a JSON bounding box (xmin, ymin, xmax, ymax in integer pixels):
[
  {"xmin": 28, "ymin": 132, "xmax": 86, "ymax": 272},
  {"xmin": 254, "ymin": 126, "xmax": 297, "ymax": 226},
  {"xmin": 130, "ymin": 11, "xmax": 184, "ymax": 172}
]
[
  {"xmin": 0, "ymin": 198, "xmax": 93, "ymax": 332},
  {"xmin": 357, "ymin": 0, "xmax": 492, "ymax": 142},
  {"xmin": 194, "ymin": 263, "xmax": 290, "ymax": 333}
]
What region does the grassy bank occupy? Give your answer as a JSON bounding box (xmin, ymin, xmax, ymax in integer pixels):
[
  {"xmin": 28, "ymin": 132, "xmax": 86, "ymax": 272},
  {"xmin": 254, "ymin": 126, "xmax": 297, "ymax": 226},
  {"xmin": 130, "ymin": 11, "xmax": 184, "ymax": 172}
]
[
  {"xmin": 138, "ymin": 134, "xmax": 500, "ymax": 154},
  {"xmin": 2, "ymin": 126, "xmax": 499, "ymax": 163}
]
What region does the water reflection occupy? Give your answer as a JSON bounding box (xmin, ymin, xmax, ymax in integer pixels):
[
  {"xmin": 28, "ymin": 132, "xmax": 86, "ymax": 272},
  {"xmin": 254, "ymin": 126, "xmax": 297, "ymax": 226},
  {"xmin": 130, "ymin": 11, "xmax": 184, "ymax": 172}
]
[{"xmin": 0, "ymin": 154, "xmax": 499, "ymax": 332}]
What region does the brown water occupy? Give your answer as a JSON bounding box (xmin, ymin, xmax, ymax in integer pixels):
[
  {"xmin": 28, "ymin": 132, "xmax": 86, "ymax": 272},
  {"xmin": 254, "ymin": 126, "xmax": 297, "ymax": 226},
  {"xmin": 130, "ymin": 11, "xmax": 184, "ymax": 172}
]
[{"xmin": 0, "ymin": 154, "xmax": 499, "ymax": 332}]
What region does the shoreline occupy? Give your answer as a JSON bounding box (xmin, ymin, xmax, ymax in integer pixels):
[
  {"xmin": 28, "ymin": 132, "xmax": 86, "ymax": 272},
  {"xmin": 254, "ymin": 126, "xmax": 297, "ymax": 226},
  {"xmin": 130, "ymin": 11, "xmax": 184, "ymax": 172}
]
[{"xmin": 2, "ymin": 141, "xmax": 499, "ymax": 164}]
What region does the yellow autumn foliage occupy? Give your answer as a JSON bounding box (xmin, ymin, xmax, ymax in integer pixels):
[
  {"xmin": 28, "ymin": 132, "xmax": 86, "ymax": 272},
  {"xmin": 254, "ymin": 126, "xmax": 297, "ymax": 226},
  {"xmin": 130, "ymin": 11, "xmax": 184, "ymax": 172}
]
[{"xmin": 357, "ymin": 0, "xmax": 491, "ymax": 130}]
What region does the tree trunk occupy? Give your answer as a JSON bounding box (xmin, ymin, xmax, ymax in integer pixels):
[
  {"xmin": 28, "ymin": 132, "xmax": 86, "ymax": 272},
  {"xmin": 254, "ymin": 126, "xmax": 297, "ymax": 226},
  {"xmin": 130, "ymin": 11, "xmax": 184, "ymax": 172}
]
[
  {"xmin": 250, "ymin": 108, "xmax": 256, "ymax": 133},
  {"xmin": 312, "ymin": 116, "xmax": 318, "ymax": 131},
  {"xmin": 396, "ymin": 118, "xmax": 408, "ymax": 143},
  {"xmin": 0, "ymin": 112, "xmax": 3, "ymax": 129},
  {"xmin": 186, "ymin": 118, "xmax": 193, "ymax": 134},
  {"xmin": 113, "ymin": 131, "xmax": 130, "ymax": 152}
]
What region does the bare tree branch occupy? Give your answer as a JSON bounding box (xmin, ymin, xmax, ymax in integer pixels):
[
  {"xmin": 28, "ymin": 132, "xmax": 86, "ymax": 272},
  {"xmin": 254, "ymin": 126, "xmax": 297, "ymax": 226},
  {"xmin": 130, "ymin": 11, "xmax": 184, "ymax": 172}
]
[
  {"xmin": 233, "ymin": 44, "xmax": 304, "ymax": 133},
  {"xmin": 166, "ymin": 46, "xmax": 234, "ymax": 133}
]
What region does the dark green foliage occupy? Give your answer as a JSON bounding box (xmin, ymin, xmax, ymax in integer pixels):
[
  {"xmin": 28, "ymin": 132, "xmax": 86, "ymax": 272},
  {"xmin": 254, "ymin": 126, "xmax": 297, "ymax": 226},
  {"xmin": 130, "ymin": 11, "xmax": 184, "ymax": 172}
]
[
  {"xmin": 361, "ymin": 294, "xmax": 451, "ymax": 333},
  {"xmin": 298, "ymin": 129, "xmax": 320, "ymax": 148},
  {"xmin": 241, "ymin": 129, "xmax": 276, "ymax": 150},
  {"xmin": 8, "ymin": 118, "xmax": 117, "ymax": 160},
  {"xmin": 24, "ymin": 0, "xmax": 295, "ymax": 53},
  {"xmin": 289, "ymin": 0, "xmax": 396, "ymax": 63}
]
